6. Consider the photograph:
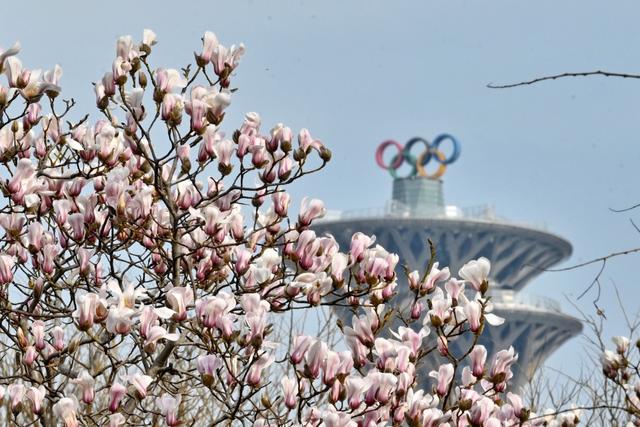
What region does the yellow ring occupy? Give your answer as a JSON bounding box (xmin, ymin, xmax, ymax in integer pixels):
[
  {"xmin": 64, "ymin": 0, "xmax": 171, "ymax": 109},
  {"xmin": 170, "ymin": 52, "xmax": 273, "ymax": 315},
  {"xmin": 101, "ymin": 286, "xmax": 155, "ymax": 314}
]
[{"xmin": 416, "ymin": 149, "xmax": 447, "ymax": 179}]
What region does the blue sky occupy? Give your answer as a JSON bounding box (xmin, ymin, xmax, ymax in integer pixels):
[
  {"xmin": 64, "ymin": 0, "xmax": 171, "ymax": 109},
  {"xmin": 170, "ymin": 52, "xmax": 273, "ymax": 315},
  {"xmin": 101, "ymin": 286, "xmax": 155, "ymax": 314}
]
[{"xmin": 4, "ymin": 0, "xmax": 640, "ymax": 377}]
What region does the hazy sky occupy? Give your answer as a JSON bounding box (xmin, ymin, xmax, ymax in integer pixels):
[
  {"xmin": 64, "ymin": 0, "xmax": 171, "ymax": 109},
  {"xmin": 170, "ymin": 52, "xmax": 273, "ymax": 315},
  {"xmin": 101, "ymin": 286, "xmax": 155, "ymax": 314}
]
[{"xmin": 4, "ymin": 1, "xmax": 640, "ymax": 377}]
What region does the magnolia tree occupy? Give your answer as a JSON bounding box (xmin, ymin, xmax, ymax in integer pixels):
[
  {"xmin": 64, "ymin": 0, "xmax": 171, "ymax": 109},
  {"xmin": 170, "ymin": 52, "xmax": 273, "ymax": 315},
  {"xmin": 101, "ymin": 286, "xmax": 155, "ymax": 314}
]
[{"xmin": 0, "ymin": 31, "xmax": 590, "ymax": 426}]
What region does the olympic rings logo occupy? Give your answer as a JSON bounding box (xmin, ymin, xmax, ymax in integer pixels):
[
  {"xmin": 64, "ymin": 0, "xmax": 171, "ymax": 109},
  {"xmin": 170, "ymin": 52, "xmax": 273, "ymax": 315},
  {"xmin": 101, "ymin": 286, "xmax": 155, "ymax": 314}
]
[{"xmin": 375, "ymin": 134, "xmax": 461, "ymax": 179}]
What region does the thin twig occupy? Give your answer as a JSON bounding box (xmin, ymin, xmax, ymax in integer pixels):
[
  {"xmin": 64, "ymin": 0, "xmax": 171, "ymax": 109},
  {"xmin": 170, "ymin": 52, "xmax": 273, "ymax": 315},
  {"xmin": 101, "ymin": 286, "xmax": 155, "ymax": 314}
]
[
  {"xmin": 545, "ymin": 247, "xmax": 640, "ymax": 273},
  {"xmin": 487, "ymin": 70, "xmax": 640, "ymax": 89},
  {"xmin": 610, "ymin": 201, "xmax": 640, "ymax": 213}
]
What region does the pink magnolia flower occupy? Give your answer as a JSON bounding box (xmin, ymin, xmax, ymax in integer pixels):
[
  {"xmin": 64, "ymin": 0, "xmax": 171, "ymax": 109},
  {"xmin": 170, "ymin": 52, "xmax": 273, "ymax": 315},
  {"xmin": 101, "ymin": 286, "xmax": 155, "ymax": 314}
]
[
  {"xmin": 464, "ymin": 300, "xmax": 483, "ymax": 333},
  {"xmin": 346, "ymin": 377, "xmax": 368, "ymax": 409},
  {"xmin": 306, "ymin": 339, "xmax": 328, "ymax": 379},
  {"xmin": 7, "ymin": 383, "xmax": 25, "ymax": 414},
  {"xmin": 26, "ymin": 385, "xmax": 46, "ymax": 415},
  {"xmin": 73, "ymin": 293, "xmax": 99, "ymax": 330},
  {"xmin": 197, "ymin": 354, "xmax": 223, "ymax": 386},
  {"xmin": 144, "ymin": 325, "xmax": 179, "ymax": 352},
  {"xmin": 322, "ymin": 350, "xmax": 341, "ymax": 385},
  {"xmin": 143, "ymin": 29, "xmax": 157, "ymax": 47},
  {"xmin": 195, "ymin": 293, "xmax": 236, "ymax": 336},
  {"xmin": 345, "ymin": 313, "xmax": 376, "ymax": 348},
  {"xmin": 157, "ymin": 393, "xmax": 181, "ymax": 426},
  {"xmin": 421, "ymin": 262, "xmax": 450, "ymax": 295},
  {"xmin": 53, "ymin": 397, "xmax": 79, "ymax": 427},
  {"xmin": 214, "ymin": 138, "xmax": 235, "ymax": 171},
  {"xmin": 469, "ymin": 397, "xmax": 495, "ymax": 426},
  {"xmin": 459, "ymin": 257, "xmax": 491, "ymax": 293},
  {"xmin": 272, "ymin": 192, "xmax": 291, "ymax": 217},
  {"xmin": 278, "ymin": 156, "xmax": 293, "ymax": 180},
  {"xmin": 298, "ymin": 128, "xmax": 323, "ymax": 153},
  {"xmin": 162, "ymin": 93, "xmax": 184, "ymax": 123},
  {"xmin": 108, "ymin": 382, "xmax": 127, "ymax": 412},
  {"xmin": 0, "ymin": 254, "xmax": 15, "ymax": 283},
  {"xmin": 106, "ymin": 306, "xmax": 136, "ymax": 335},
  {"xmin": 364, "ymin": 372, "xmax": 397, "ymax": 405},
  {"xmin": 507, "ymin": 392, "xmax": 525, "ymax": 418},
  {"xmin": 290, "ymin": 335, "xmax": 313, "ymax": 364},
  {"xmin": 155, "ymin": 68, "xmax": 186, "ymax": 93},
  {"xmin": 67, "ymin": 213, "xmax": 85, "ymax": 241},
  {"xmin": 197, "ymin": 31, "xmax": 219, "ymax": 64},
  {"xmin": 23, "ymin": 345, "xmax": 38, "ymax": 366},
  {"xmin": 391, "ymin": 326, "xmax": 428, "ymax": 359},
  {"xmin": 72, "ymin": 370, "xmax": 95, "ymax": 404},
  {"xmin": 166, "ymin": 286, "xmax": 194, "ymax": 321},
  {"xmin": 211, "ymin": 42, "xmax": 245, "ymax": 80},
  {"xmin": 613, "ymin": 336, "xmax": 630, "ymax": 354},
  {"xmin": 27, "ymin": 222, "xmax": 45, "ymax": 252},
  {"xmin": 38, "ymin": 243, "xmax": 59, "ymax": 275},
  {"xmin": 234, "ymin": 246, "xmax": 252, "ymax": 275},
  {"xmin": 281, "ymin": 376, "xmax": 297, "ymax": 409},
  {"xmin": 128, "ymin": 373, "xmax": 153, "ymax": 398},
  {"xmin": 185, "ymin": 91, "xmax": 208, "ymax": 132},
  {"xmin": 489, "ymin": 346, "xmax": 518, "ymax": 384},
  {"xmin": 139, "ymin": 304, "xmax": 175, "ymax": 338},
  {"xmin": 107, "ymin": 279, "xmax": 146, "ymax": 309},
  {"xmin": 31, "ymin": 320, "xmax": 46, "ymax": 350},
  {"xmin": 4, "ymin": 56, "xmax": 24, "ymax": 88},
  {"xmin": 427, "ymin": 288, "xmax": 452, "ymax": 327},
  {"xmin": 470, "ymin": 345, "xmax": 487, "ymax": 377},
  {"xmin": 247, "ymin": 352, "xmax": 275, "ymax": 386},
  {"xmin": 349, "ymin": 232, "xmax": 376, "ymax": 264},
  {"xmin": 345, "ymin": 334, "xmax": 368, "ymax": 368},
  {"xmin": 298, "ymin": 197, "xmax": 326, "ymax": 227},
  {"xmin": 445, "ymin": 278, "xmax": 465, "ymax": 301},
  {"xmin": 51, "ymin": 326, "xmax": 65, "ymax": 351},
  {"xmin": 0, "ymin": 41, "xmax": 20, "ymax": 71},
  {"xmin": 429, "ymin": 363, "xmax": 454, "ymax": 396},
  {"xmin": 270, "ymin": 123, "xmax": 293, "ymax": 149}
]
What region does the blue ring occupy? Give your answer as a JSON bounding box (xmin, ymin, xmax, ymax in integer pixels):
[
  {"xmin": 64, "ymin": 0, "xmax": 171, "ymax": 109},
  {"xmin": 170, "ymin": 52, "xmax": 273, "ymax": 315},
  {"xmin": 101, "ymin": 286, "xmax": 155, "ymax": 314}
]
[{"xmin": 432, "ymin": 134, "xmax": 460, "ymax": 165}]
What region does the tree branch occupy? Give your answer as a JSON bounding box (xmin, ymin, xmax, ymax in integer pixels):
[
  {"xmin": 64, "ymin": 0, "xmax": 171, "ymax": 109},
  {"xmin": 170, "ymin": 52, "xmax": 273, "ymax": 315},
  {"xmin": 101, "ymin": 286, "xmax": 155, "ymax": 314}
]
[{"xmin": 487, "ymin": 70, "xmax": 640, "ymax": 89}]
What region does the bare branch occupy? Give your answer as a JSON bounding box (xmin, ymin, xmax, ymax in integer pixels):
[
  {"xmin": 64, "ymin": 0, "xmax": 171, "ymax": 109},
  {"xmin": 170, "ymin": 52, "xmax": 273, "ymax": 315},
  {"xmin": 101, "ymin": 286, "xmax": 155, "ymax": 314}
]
[{"xmin": 487, "ymin": 70, "xmax": 640, "ymax": 89}]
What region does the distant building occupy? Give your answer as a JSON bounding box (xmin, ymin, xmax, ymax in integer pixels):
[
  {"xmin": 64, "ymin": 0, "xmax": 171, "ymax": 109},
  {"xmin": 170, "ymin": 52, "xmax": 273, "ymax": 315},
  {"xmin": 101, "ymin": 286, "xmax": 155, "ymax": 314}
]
[{"xmin": 313, "ymin": 136, "xmax": 582, "ymax": 389}]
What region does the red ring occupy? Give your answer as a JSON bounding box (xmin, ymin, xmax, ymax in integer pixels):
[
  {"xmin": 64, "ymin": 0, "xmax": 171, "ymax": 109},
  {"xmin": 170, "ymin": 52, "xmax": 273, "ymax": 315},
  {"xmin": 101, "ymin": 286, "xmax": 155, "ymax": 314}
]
[{"xmin": 375, "ymin": 140, "xmax": 404, "ymax": 170}]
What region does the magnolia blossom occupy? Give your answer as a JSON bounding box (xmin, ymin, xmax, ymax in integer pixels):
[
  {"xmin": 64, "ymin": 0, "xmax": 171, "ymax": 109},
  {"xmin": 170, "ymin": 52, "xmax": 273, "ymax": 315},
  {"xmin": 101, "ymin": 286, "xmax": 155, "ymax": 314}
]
[
  {"xmin": 106, "ymin": 305, "xmax": 136, "ymax": 334},
  {"xmin": 0, "ymin": 253, "xmax": 16, "ymax": 283},
  {"xmin": 613, "ymin": 336, "xmax": 630, "ymax": 354},
  {"xmin": 72, "ymin": 293, "xmax": 99, "ymax": 330},
  {"xmin": 108, "ymin": 382, "xmax": 127, "ymax": 412},
  {"xmin": 430, "ymin": 363, "xmax": 454, "ymax": 396},
  {"xmin": 129, "ymin": 373, "xmax": 153, "ymax": 398},
  {"xmin": 72, "ymin": 370, "xmax": 96, "ymax": 404},
  {"xmin": 144, "ymin": 325, "xmax": 179, "ymax": 352},
  {"xmin": 298, "ymin": 197, "xmax": 326, "ymax": 227},
  {"xmin": 51, "ymin": 326, "xmax": 65, "ymax": 351},
  {"xmin": 470, "ymin": 345, "xmax": 488, "ymax": 378},
  {"xmin": 247, "ymin": 352, "xmax": 275, "ymax": 386},
  {"xmin": 53, "ymin": 397, "xmax": 79, "ymax": 427},
  {"xmin": 7, "ymin": 383, "xmax": 25, "ymax": 413},
  {"xmin": 157, "ymin": 393, "xmax": 181, "ymax": 426},
  {"xmin": 197, "ymin": 354, "xmax": 223, "ymax": 386},
  {"xmin": 458, "ymin": 257, "xmax": 491, "ymax": 293},
  {"xmin": 166, "ymin": 286, "xmax": 194, "ymax": 321},
  {"xmin": 26, "ymin": 385, "xmax": 46, "ymax": 414},
  {"xmin": 281, "ymin": 376, "xmax": 298, "ymax": 409}
]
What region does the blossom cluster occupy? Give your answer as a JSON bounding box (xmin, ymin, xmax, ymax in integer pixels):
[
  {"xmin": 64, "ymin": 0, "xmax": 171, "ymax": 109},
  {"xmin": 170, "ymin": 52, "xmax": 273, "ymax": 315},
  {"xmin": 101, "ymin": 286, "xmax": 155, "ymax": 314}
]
[{"xmin": 0, "ymin": 31, "xmax": 582, "ymax": 426}]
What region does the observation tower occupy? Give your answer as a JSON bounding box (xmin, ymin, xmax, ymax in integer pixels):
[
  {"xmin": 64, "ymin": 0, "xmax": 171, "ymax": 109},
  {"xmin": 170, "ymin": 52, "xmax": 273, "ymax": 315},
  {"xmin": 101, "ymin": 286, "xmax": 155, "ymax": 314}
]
[{"xmin": 314, "ymin": 135, "xmax": 582, "ymax": 389}]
